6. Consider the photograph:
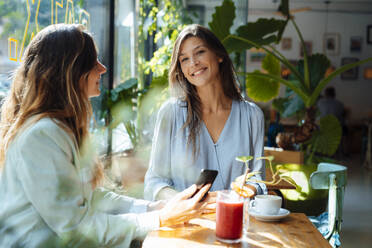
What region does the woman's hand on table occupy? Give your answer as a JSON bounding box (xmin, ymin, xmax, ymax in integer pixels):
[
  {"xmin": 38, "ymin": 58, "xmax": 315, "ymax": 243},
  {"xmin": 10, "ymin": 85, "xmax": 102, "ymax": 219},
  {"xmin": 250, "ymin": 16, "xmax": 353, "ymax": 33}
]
[{"xmin": 158, "ymin": 184, "xmax": 212, "ymax": 227}]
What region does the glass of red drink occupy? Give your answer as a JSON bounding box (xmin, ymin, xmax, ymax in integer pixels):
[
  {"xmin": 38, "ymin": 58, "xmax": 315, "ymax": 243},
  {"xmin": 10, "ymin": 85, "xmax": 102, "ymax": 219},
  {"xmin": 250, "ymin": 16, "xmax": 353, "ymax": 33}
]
[{"xmin": 216, "ymin": 190, "xmax": 244, "ymax": 243}]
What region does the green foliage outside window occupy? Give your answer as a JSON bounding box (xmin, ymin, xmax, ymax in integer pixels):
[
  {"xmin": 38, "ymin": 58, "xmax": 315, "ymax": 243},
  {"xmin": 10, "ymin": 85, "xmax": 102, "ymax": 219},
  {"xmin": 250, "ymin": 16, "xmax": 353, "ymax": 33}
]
[{"xmin": 101, "ymin": 0, "xmax": 193, "ymax": 155}]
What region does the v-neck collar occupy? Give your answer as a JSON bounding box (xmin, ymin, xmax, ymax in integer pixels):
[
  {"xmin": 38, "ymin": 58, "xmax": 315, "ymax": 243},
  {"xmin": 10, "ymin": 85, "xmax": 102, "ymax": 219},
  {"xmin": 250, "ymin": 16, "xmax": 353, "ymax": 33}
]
[{"xmin": 202, "ymin": 100, "xmax": 235, "ymax": 145}]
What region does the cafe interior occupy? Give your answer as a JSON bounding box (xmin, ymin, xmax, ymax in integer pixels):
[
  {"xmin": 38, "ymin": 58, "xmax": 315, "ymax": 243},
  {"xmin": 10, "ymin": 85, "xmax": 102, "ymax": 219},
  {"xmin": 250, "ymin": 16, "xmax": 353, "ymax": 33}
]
[{"xmin": 0, "ymin": 0, "xmax": 371, "ymax": 247}]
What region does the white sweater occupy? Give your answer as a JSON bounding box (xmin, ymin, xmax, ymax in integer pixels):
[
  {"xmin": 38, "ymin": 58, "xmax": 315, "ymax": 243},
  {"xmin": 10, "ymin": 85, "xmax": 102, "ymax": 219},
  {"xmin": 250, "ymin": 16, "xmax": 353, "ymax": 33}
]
[{"xmin": 0, "ymin": 117, "xmax": 159, "ymax": 247}]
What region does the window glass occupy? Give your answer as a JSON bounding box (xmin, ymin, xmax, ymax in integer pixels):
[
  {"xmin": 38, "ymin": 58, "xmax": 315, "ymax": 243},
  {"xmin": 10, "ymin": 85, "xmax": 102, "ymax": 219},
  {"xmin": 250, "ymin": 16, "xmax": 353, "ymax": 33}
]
[
  {"xmin": 115, "ymin": 0, "xmax": 136, "ymax": 86},
  {"xmin": 0, "ymin": 0, "xmax": 110, "ymax": 115}
]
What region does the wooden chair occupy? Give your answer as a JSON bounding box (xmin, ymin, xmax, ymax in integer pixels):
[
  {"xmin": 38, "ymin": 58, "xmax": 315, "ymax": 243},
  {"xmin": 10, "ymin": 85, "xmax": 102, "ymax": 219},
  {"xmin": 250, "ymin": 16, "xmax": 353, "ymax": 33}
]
[{"xmin": 310, "ymin": 163, "xmax": 347, "ymax": 248}]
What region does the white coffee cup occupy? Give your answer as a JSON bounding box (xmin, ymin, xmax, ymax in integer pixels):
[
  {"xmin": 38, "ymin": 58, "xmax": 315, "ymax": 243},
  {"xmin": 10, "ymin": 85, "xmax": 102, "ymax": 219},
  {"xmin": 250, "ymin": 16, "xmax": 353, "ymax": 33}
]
[{"xmin": 250, "ymin": 195, "xmax": 282, "ymax": 215}]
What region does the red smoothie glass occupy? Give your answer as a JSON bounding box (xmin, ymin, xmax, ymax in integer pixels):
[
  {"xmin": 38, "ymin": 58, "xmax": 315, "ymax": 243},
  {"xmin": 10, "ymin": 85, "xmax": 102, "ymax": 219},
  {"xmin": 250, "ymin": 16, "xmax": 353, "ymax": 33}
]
[{"xmin": 216, "ymin": 190, "xmax": 244, "ymax": 243}]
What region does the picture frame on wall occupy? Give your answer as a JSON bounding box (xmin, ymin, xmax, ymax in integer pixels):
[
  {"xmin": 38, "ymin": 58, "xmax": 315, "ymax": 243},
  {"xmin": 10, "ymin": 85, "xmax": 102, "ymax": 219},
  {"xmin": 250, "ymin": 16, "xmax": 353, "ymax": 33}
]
[
  {"xmin": 300, "ymin": 41, "xmax": 312, "ymax": 57},
  {"xmin": 367, "ymin": 25, "xmax": 372, "ymax": 44},
  {"xmin": 281, "ymin": 37, "xmax": 292, "ymax": 50},
  {"xmin": 341, "ymin": 57, "xmax": 359, "ymax": 80},
  {"xmin": 350, "ymin": 36, "xmax": 362, "ymax": 52},
  {"xmin": 324, "ymin": 33, "xmax": 340, "ymax": 56}
]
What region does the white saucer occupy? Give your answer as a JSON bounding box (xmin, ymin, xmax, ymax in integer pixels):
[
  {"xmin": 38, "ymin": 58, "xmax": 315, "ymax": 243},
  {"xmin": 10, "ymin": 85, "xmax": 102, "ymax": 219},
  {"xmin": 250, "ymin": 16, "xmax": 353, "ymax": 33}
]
[{"xmin": 249, "ymin": 208, "xmax": 290, "ymax": 222}]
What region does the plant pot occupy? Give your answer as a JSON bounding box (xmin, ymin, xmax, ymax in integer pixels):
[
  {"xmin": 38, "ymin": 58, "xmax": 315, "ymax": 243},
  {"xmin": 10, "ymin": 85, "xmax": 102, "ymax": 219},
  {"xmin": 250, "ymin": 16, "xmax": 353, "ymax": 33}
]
[
  {"xmin": 278, "ymin": 163, "xmax": 328, "ymax": 216},
  {"xmin": 264, "ymin": 147, "xmax": 328, "ymax": 216}
]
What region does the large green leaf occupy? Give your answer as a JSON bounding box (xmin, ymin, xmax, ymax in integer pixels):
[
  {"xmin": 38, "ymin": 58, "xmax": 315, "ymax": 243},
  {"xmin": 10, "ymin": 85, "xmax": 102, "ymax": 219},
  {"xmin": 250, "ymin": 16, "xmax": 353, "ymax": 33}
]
[
  {"xmin": 307, "ymin": 115, "xmax": 342, "ymax": 156},
  {"xmin": 308, "ymin": 54, "xmax": 330, "ymax": 91},
  {"xmin": 277, "ymin": 19, "xmax": 289, "ymax": 42},
  {"xmin": 286, "ymin": 76, "xmax": 308, "ymax": 95},
  {"xmin": 278, "ymin": 0, "xmax": 290, "ymax": 17},
  {"xmin": 223, "ymin": 18, "xmax": 287, "ymax": 53},
  {"xmin": 245, "ymin": 71, "xmax": 309, "ymax": 103},
  {"xmin": 262, "ymin": 53, "xmax": 281, "ymax": 75},
  {"xmin": 297, "ymin": 54, "xmax": 330, "ymax": 91},
  {"xmin": 282, "ymin": 94, "xmax": 305, "ymax": 118},
  {"xmin": 246, "ymin": 54, "xmax": 281, "ymax": 102},
  {"xmin": 272, "ymin": 97, "xmax": 289, "ymax": 114},
  {"xmin": 276, "ymin": 0, "xmax": 290, "ymax": 40},
  {"xmin": 246, "ymin": 73, "xmax": 280, "ymax": 102},
  {"xmin": 236, "ymin": 19, "xmax": 287, "ymax": 45},
  {"xmin": 208, "ymin": 0, "xmax": 235, "ymax": 41},
  {"xmin": 273, "ymin": 84, "xmax": 306, "ymax": 118}
]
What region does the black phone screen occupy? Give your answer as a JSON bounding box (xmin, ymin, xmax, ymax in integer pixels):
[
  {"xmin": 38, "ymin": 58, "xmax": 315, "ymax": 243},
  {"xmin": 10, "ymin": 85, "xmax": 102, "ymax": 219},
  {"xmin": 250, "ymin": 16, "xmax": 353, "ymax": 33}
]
[{"xmin": 190, "ymin": 169, "xmax": 218, "ymax": 201}]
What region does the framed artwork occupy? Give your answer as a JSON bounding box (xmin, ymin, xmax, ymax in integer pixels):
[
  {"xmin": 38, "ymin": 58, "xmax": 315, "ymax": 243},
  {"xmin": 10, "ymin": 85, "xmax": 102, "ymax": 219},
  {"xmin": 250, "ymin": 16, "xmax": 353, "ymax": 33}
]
[
  {"xmin": 324, "ymin": 33, "xmax": 340, "ymax": 56},
  {"xmin": 350, "ymin": 36, "xmax": 362, "ymax": 52},
  {"xmin": 281, "ymin": 37, "xmax": 292, "ymax": 50},
  {"xmin": 341, "ymin": 57, "xmax": 359, "ymax": 80},
  {"xmin": 300, "ymin": 41, "xmax": 312, "ymax": 57},
  {"xmin": 249, "ymin": 48, "xmax": 266, "ymax": 62},
  {"xmin": 367, "ymin": 25, "xmax": 372, "ymax": 44},
  {"xmin": 364, "ymin": 67, "xmax": 372, "ymax": 79}
]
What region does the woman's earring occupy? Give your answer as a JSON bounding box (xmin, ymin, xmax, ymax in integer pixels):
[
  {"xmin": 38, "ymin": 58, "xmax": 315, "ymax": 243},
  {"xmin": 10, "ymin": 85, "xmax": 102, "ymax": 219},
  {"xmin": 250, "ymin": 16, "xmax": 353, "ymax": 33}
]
[{"xmin": 218, "ymin": 58, "xmax": 223, "ymax": 63}]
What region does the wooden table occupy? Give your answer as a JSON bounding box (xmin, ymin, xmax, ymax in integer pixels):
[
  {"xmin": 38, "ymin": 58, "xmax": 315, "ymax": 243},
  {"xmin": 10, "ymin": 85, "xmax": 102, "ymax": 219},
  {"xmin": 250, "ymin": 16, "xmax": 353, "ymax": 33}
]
[{"xmin": 143, "ymin": 213, "xmax": 331, "ymax": 248}]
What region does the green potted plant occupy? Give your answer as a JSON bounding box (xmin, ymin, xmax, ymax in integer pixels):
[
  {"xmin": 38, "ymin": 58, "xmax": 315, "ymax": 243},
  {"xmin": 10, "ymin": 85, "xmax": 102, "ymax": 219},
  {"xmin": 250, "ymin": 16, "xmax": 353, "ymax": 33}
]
[
  {"xmin": 232, "ymin": 155, "xmax": 301, "ymax": 198},
  {"xmin": 209, "ymin": 0, "xmax": 372, "ymax": 215}
]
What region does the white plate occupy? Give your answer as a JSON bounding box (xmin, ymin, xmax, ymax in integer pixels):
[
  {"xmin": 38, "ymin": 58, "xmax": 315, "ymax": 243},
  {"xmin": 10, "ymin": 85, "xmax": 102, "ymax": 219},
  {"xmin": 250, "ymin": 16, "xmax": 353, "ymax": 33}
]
[{"xmin": 249, "ymin": 208, "xmax": 290, "ymax": 222}]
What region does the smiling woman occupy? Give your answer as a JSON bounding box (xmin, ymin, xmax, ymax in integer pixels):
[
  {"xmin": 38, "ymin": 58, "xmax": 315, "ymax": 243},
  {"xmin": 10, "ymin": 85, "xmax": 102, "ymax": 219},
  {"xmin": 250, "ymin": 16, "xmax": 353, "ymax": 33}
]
[
  {"xmin": 144, "ymin": 24, "xmax": 268, "ymax": 201},
  {"xmin": 178, "ymin": 37, "xmax": 222, "ymax": 88}
]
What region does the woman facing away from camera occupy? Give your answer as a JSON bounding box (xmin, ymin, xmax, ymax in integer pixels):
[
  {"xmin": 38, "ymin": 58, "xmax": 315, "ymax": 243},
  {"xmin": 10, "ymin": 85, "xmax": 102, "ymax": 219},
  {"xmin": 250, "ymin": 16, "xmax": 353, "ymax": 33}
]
[
  {"xmin": 144, "ymin": 24, "xmax": 267, "ymax": 201},
  {"xmin": 0, "ymin": 24, "xmax": 213, "ymax": 248}
]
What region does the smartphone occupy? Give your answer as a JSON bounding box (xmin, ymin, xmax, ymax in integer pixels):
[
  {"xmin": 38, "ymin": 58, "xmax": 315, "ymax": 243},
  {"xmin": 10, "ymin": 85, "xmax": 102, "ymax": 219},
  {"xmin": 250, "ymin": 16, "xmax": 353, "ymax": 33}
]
[{"xmin": 190, "ymin": 169, "xmax": 218, "ymax": 201}]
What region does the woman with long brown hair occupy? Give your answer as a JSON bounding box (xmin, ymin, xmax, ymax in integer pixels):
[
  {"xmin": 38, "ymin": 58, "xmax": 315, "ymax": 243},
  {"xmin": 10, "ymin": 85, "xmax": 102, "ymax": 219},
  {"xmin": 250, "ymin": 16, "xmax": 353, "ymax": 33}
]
[
  {"xmin": 144, "ymin": 24, "xmax": 267, "ymax": 200},
  {"xmin": 0, "ymin": 24, "xmax": 212, "ymax": 247}
]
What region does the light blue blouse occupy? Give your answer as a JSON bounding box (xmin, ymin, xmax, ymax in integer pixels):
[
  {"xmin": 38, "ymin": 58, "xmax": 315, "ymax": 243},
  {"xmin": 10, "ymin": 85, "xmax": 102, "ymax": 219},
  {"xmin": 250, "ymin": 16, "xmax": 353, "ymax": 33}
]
[
  {"xmin": 144, "ymin": 98, "xmax": 267, "ymax": 200},
  {"xmin": 0, "ymin": 118, "xmax": 159, "ymax": 248}
]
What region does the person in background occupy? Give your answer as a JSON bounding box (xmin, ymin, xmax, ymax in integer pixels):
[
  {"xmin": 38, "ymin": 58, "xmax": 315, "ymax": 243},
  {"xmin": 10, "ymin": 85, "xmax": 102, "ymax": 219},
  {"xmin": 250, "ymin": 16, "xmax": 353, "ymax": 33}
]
[
  {"xmin": 267, "ymin": 110, "xmax": 284, "ymax": 148},
  {"xmin": 317, "ymin": 87, "xmax": 345, "ymax": 125},
  {"xmin": 144, "ymin": 24, "xmax": 267, "ymax": 201},
  {"xmin": 317, "ymin": 86, "xmax": 348, "ymax": 155},
  {"xmin": 0, "ymin": 24, "xmax": 213, "ymax": 248}
]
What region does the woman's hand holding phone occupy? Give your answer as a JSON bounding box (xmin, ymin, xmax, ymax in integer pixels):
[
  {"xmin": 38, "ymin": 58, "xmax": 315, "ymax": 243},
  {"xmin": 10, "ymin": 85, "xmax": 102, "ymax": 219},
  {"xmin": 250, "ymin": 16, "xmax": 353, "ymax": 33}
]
[
  {"xmin": 190, "ymin": 169, "xmax": 218, "ymax": 201},
  {"xmin": 158, "ymin": 184, "xmax": 214, "ymax": 227}
]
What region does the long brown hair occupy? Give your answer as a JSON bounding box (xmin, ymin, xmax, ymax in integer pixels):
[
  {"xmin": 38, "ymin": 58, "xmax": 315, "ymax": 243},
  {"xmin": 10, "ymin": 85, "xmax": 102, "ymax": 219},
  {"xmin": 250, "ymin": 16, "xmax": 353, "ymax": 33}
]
[
  {"xmin": 169, "ymin": 24, "xmax": 242, "ymax": 157},
  {"xmin": 0, "ymin": 24, "xmax": 102, "ymax": 187}
]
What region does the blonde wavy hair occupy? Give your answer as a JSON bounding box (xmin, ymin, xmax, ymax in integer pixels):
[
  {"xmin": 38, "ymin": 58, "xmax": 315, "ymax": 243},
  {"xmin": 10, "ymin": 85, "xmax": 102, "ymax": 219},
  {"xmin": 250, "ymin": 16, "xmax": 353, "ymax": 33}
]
[{"xmin": 0, "ymin": 24, "xmax": 103, "ymax": 187}]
